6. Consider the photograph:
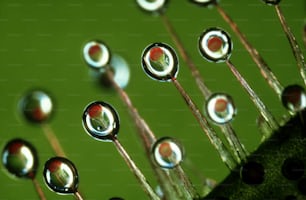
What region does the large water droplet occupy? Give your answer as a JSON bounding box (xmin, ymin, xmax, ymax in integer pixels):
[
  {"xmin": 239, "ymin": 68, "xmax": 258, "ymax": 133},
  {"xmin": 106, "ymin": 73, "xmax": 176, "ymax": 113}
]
[
  {"xmin": 136, "ymin": 0, "xmax": 168, "ymax": 13},
  {"xmin": 82, "ymin": 101, "xmax": 120, "ymax": 142},
  {"xmin": 152, "ymin": 137, "xmax": 184, "ymax": 169},
  {"xmin": 199, "ymin": 27, "xmax": 232, "ymax": 63},
  {"xmin": 205, "ymin": 93, "xmax": 236, "ymax": 124},
  {"xmin": 19, "ymin": 90, "xmax": 54, "ymax": 124},
  {"xmin": 2, "ymin": 138, "xmax": 38, "ymax": 179},
  {"xmin": 43, "ymin": 157, "xmax": 79, "ymax": 194},
  {"xmin": 281, "ymin": 84, "xmax": 306, "ymax": 113},
  {"xmin": 83, "ymin": 40, "xmax": 111, "ymax": 70},
  {"xmin": 142, "ymin": 43, "xmax": 179, "ymax": 82}
]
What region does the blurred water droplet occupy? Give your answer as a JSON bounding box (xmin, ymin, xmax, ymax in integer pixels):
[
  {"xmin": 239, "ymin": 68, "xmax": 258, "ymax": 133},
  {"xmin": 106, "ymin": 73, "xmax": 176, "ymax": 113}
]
[
  {"xmin": 19, "ymin": 90, "xmax": 54, "ymax": 124},
  {"xmin": 2, "ymin": 138, "xmax": 38, "ymax": 179},
  {"xmin": 83, "ymin": 40, "xmax": 111, "ymax": 70},
  {"xmin": 43, "ymin": 157, "xmax": 79, "ymax": 194},
  {"xmin": 199, "ymin": 27, "xmax": 232, "ymax": 63},
  {"xmin": 82, "ymin": 101, "xmax": 120, "ymax": 142},
  {"xmin": 281, "ymin": 85, "xmax": 306, "ymax": 113},
  {"xmin": 206, "ymin": 93, "xmax": 236, "ymax": 124},
  {"xmin": 261, "ymin": 0, "xmax": 281, "ymax": 6},
  {"xmin": 152, "ymin": 137, "xmax": 184, "ymax": 169},
  {"xmin": 136, "ymin": 0, "xmax": 168, "ymax": 13}
]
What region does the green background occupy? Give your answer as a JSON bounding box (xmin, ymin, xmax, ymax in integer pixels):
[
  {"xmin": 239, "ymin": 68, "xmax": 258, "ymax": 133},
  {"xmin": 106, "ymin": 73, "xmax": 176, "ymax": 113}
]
[{"xmin": 0, "ymin": 0, "xmax": 305, "ymax": 199}]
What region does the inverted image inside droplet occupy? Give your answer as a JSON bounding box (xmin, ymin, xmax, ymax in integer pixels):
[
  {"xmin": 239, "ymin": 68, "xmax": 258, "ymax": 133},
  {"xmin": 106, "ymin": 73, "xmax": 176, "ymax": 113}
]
[
  {"xmin": 281, "ymin": 85, "xmax": 306, "ymax": 113},
  {"xmin": 43, "ymin": 157, "xmax": 79, "ymax": 195},
  {"xmin": 189, "ymin": 0, "xmax": 217, "ymax": 7},
  {"xmin": 152, "ymin": 137, "xmax": 184, "ymax": 169},
  {"xmin": 136, "ymin": 0, "xmax": 168, "ymax": 13},
  {"xmin": 142, "ymin": 43, "xmax": 179, "ymax": 82},
  {"xmin": 206, "ymin": 93, "xmax": 236, "ymax": 124},
  {"xmin": 19, "ymin": 90, "xmax": 54, "ymax": 124},
  {"xmin": 261, "ymin": 0, "xmax": 281, "ymax": 5},
  {"xmin": 2, "ymin": 139, "xmax": 38, "ymax": 179},
  {"xmin": 82, "ymin": 101, "xmax": 120, "ymax": 142},
  {"xmin": 199, "ymin": 27, "xmax": 232, "ymax": 63},
  {"xmin": 83, "ymin": 40, "xmax": 111, "ymax": 69}
]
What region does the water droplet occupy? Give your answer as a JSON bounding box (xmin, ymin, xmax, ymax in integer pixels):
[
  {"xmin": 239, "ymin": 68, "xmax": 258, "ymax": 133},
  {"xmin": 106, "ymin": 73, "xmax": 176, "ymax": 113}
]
[
  {"xmin": 261, "ymin": 0, "xmax": 281, "ymax": 6},
  {"xmin": 281, "ymin": 84, "xmax": 306, "ymax": 113},
  {"xmin": 142, "ymin": 43, "xmax": 179, "ymax": 82},
  {"xmin": 189, "ymin": 0, "xmax": 217, "ymax": 7},
  {"xmin": 19, "ymin": 90, "xmax": 54, "ymax": 123},
  {"xmin": 89, "ymin": 54, "xmax": 130, "ymax": 89},
  {"xmin": 82, "ymin": 101, "xmax": 120, "ymax": 142},
  {"xmin": 83, "ymin": 40, "xmax": 111, "ymax": 70},
  {"xmin": 199, "ymin": 27, "xmax": 232, "ymax": 63},
  {"xmin": 205, "ymin": 93, "xmax": 236, "ymax": 124},
  {"xmin": 43, "ymin": 157, "xmax": 79, "ymax": 194},
  {"xmin": 136, "ymin": 0, "xmax": 168, "ymax": 13},
  {"xmin": 2, "ymin": 139, "xmax": 38, "ymax": 179},
  {"xmin": 152, "ymin": 137, "xmax": 184, "ymax": 169}
]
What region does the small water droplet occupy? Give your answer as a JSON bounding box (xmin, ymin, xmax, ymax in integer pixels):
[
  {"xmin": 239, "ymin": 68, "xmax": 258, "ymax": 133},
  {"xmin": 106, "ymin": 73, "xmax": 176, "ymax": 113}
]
[
  {"xmin": 199, "ymin": 27, "xmax": 232, "ymax": 63},
  {"xmin": 261, "ymin": 0, "xmax": 281, "ymax": 6},
  {"xmin": 19, "ymin": 90, "xmax": 54, "ymax": 123},
  {"xmin": 2, "ymin": 139, "xmax": 38, "ymax": 179},
  {"xmin": 281, "ymin": 84, "xmax": 306, "ymax": 113},
  {"xmin": 152, "ymin": 137, "xmax": 184, "ymax": 169},
  {"xmin": 82, "ymin": 101, "xmax": 120, "ymax": 142},
  {"xmin": 136, "ymin": 0, "xmax": 168, "ymax": 13},
  {"xmin": 43, "ymin": 157, "xmax": 79, "ymax": 194},
  {"xmin": 142, "ymin": 43, "xmax": 179, "ymax": 82},
  {"xmin": 189, "ymin": 0, "xmax": 217, "ymax": 7},
  {"xmin": 83, "ymin": 40, "xmax": 111, "ymax": 70},
  {"xmin": 206, "ymin": 93, "xmax": 236, "ymax": 124}
]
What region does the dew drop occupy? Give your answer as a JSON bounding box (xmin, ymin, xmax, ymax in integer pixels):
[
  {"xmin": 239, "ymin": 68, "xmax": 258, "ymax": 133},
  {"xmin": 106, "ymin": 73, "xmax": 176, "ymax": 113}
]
[
  {"xmin": 281, "ymin": 84, "xmax": 306, "ymax": 113},
  {"xmin": 136, "ymin": 0, "xmax": 168, "ymax": 13},
  {"xmin": 82, "ymin": 101, "xmax": 120, "ymax": 142},
  {"xmin": 205, "ymin": 93, "xmax": 236, "ymax": 124},
  {"xmin": 2, "ymin": 139, "xmax": 38, "ymax": 179},
  {"xmin": 83, "ymin": 40, "xmax": 111, "ymax": 70},
  {"xmin": 43, "ymin": 157, "xmax": 79, "ymax": 195},
  {"xmin": 89, "ymin": 54, "xmax": 130, "ymax": 89},
  {"xmin": 152, "ymin": 137, "xmax": 184, "ymax": 169},
  {"xmin": 19, "ymin": 90, "xmax": 54, "ymax": 124},
  {"xmin": 261, "ymin": 0, "xmax": 281, "ymax": 6},
  {"xmin": 189, "ymin": 0, "xmax": 218, "ymax": 7},
  {"xmin": 142, "ymin": 43, "xmax": 179, "ymax": 82},
  {"xmin": 199, "ymin": 27, "xmax": 232, "ymax": 63}
]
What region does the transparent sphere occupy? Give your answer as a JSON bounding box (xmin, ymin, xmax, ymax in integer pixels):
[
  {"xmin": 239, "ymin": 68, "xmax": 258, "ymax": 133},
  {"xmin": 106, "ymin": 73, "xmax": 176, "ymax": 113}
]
[
  {"xmin": 19, "ymin": 90, "xmax": 54, "ymax": 123},
  {"xmin": 2, "ymin": 139, "xmax": 38, "ymax": 179},
  {"xmin": 189, "ymin": 0, "xmax": 218, "ymax": 7},
  {"xmin": 198, "ymin": 27, "xmax": 232, "ymax": 63},
  {"xmin": 83, "ymin": 40, "xmax": 111, "ymax": 70},
  {"xmin": 152, "ymin": 137, "xmax": 184, "ymax": 169},
  {"xmin": 136, "ymin": 0, "xmax": 168, "ymax": 13},
  {"xmin": 281, "ymin": 85, "xmax": 306, "ymax": 113},
  {"xmin": 205, "ymin": 93, "xmax": 236, "ymax": 124},
  {"xmin": 43, "ymin": 157, "xmax": 79, "ymax": 194},
  {"xmin": 82, "ymin": 101, "xmax": 120, "ymax": 142},
  {"xmin": 89, "ymin": 54, "xmax": 130, "ymax": 89},
  {"xmin": 142, "ymin": 42, "xmax": 179, "ymax": 82},
  {"xmin": 261, "ymin": 0, "xmax": 281, "ymax": 5}
]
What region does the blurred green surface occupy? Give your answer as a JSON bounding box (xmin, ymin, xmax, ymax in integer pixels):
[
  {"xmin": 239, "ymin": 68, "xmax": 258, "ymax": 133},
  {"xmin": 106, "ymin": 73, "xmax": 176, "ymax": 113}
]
[{"xmin": 0, "ymin": 0, "xmax": 305, "ymax": 199}]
